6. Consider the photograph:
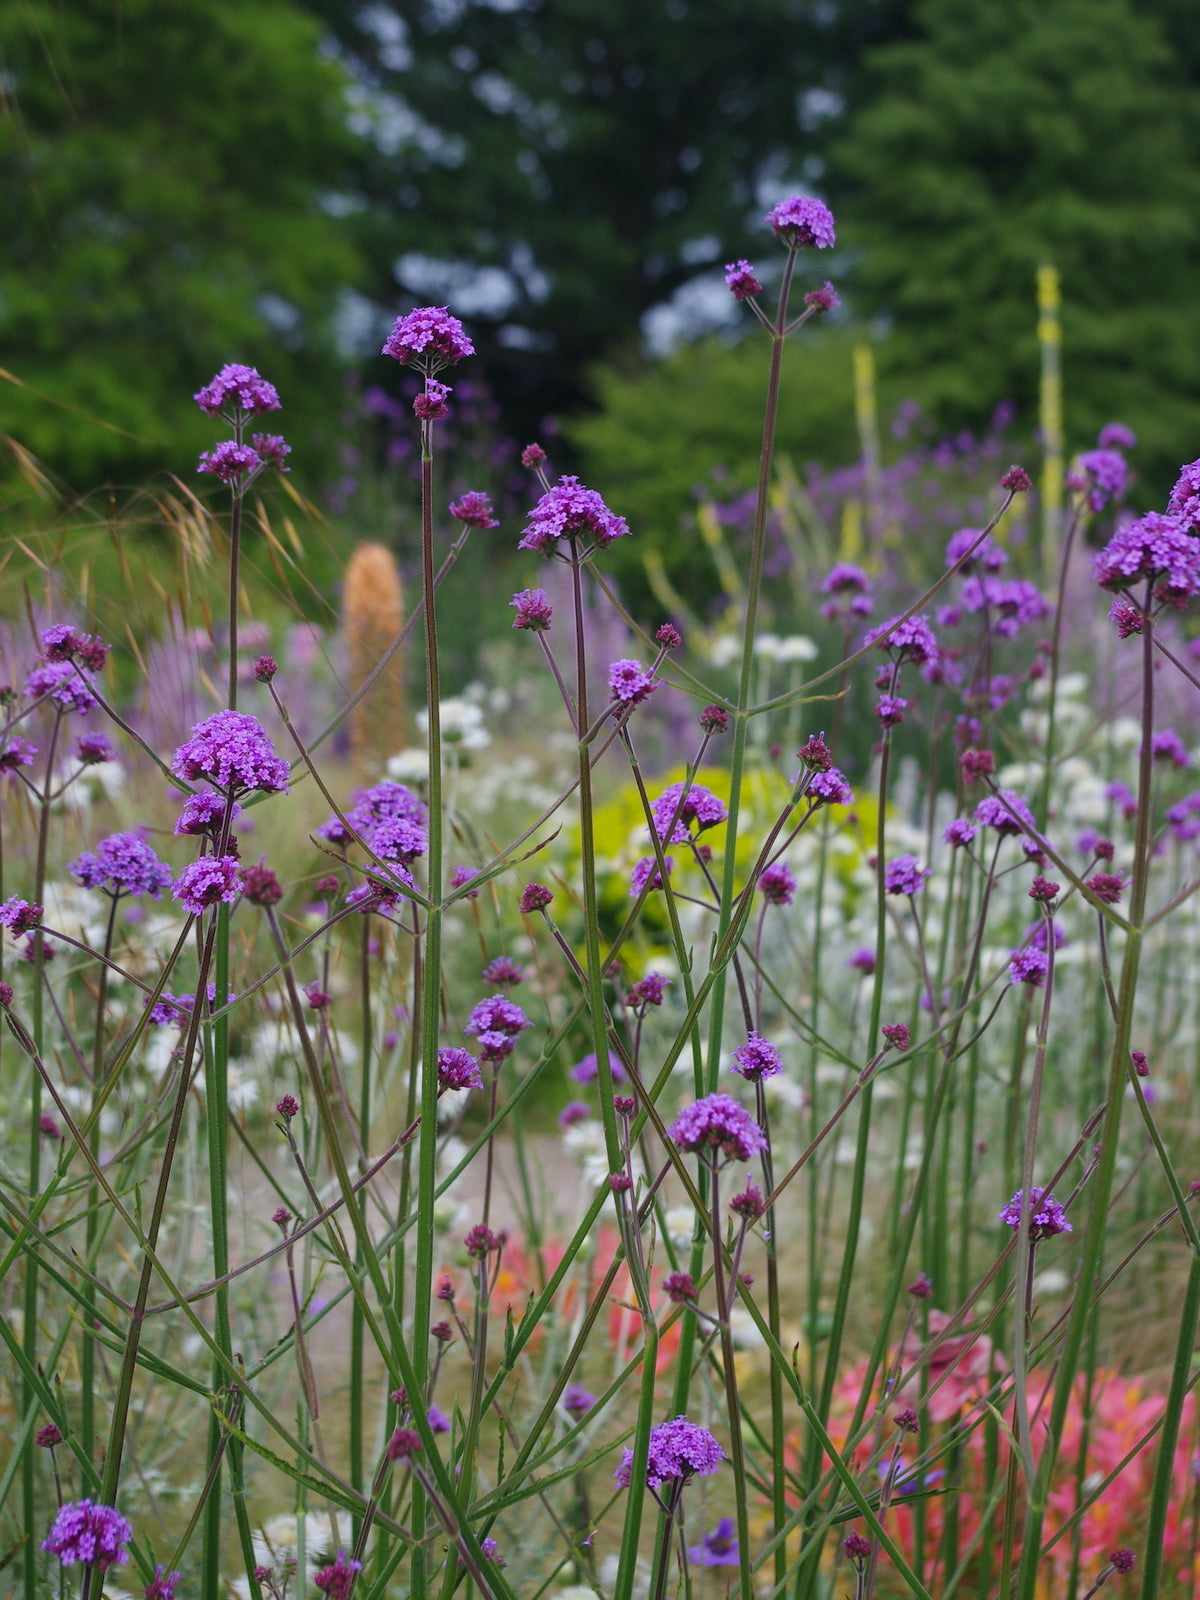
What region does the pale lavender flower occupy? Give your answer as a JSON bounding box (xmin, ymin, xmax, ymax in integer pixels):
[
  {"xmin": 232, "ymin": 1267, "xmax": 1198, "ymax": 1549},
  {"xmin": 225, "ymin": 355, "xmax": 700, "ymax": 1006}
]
[
  {"xmin": 570, "ymin": 1052, "xmax": 627, "ymax": 1085},
  {"xmin": 69, "ymin": 833, "xmax": 172, "ymax": 899},
  {"xmin": 172, "ymin": 855, "xmax": 242, "ymax": 915},
  {"xmin": 764, "ymin": 195, "xmax": 835, "ymax": 247},
  {"xmin": 517, "ymin": 476, "xmax": 629, "ymax": 553},
  {"xmin": 945, "ymin": 527, "xmax": 1006, "ymax": 572},
  {"xmin": 998, "ymin": 1186, "xmax": 1071, "ymax": 1239},
  {"xmin": 382, "ymin": 306, "xmax": 474, "ymax": 368},
  {"xmin": 42, "ymin": 1500, "xmax": 132, "ymax": 1569},
  {"xmin": 172, "ymin": 710, "xmax": 289, "ymax": 795},
  {"xmin": 667, "ymin": 1093, "xmax": 766, "ymax": 1161},
  {"xmin": 615, "ymin": 1416, "xmax": 725, "ymax": 1489}
]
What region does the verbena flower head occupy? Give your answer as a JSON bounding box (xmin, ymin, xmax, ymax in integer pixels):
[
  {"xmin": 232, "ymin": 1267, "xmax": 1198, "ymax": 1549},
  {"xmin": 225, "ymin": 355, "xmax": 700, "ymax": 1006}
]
[
  {"xmin": 1149, "ymin": 728, "xmax": 1190, "ymax": 768},
  {"xmin": 804, "ymin": 281, "xmax": 840, "ymax": 312},
  {"xmin": 808, "ymin": 767, "xmax": 853, "ymax": 805},
  {"xmin": 382, "ymin": 306, "xmax": 474, "ymax": 369},
  {"xmin": 651, "ymin": 781, "xmax": 728, "ymax": 842},
  {"xmin": 614, "ymin": 1416, "xmax": 725, "ymax": 1489},
  {"xmin": 998, "ymin": 1186, "xmax": 1072, "ymax": 1239},
  {"xmin": 465, "ymin": 995, "xmax": 531, "ymax": 1037},
  {"xmin": 41, "ymin": 625, "xmax": 111, "ymax": 671},
  {"xmin": 1075, "ymin": 448, "xmax": 1127, "ymax": 511},
  {"xmin": 43, "ymin": 1500, "xmax": 132, "ymax": 1569},
  {"xmin": 482, "ymin": 955, "xmax": 525, "ymax": 986},
  {"xmin": 413, "ymin": 378, "xmax": 451, "ymax": 420},
  {"xmin": 1, "ymin": 734, "xmax": 37, "ymax": 773},
  {"xmin": 864, "ymin": 613, "xmax": 940, "ymax": 671},
  {"xmin": 688, "ymin": 1519, "xmax": 739, "ymax": 1567},
  {"xmin": 0, "ymin": 897, "xmax": 42, "ymax": 935},
  {"xmin": 69, "ymin": 833, "xmax": 172, "ymax": 899},
  {"xmin": 667, "ymin": 1093, "xmax": 767, "ymax": 1161},
  {"xmin": 1099, "ymin": 422, "xmax": 1137, "ymax": 450},
  {"xmin": 519, "ymin": 882, "xmax": 553, "ymax": 913},
  {"xmin": 75, "ymin": 730, "xmax": 114, "ymax": 764},
  {"xmin": 570, "ymin": 1052, "xmax": 627, "ymax": 1085},
  {"xmin": 145, "ymin": 1565, "xmax": 182, "ymax": 1599},
  {"xmin": 252, "ymin": 434, "xmax": 291, "ymax": 470},
  {"xmin": 973, "ymin": 790, "xmax": 1038, "ymax": 837},
  {"xmin": 1093, "ymin": 511, "xmax": 1200, "ymax": 606},
  {"xmin": 724, "ymin": 259, "xmax": 763, "ymax": 299},
  {"xmin": 26, "ymin": 660, "xmax": 97, "ymax": 714},
  {"xmin": 449, "ymin": 490, "xmax": 498, "ymax": 527},
  {"xmin": 518, "ymin": 475, "xmax": 629, "ymax": 554},
  {"xmin": 194, "ymin": 363, "xmax": 281, "ymax": 416},
  {"xmin": 630, "ymin": 855, "xmax": 672, "ymax": 895},
  {"xmin": 563, "ymin": 1383, "xmax": 596, "ymax": 1416},
  {"xmin": 608, "ymin": 659, "xmax": 658, "ymax": 705},
  {"xmin": 758, "ymin": 861, "xmax": 796, "ymax": 904},
  {"xmin": 437, "ymin": 1046, "xmax": 483, "ymax": 1092},
  {"xmin": 731, "ymin": 1031, "xmax": 783, "ymax": 1081},
  {"xmin": 314, "ymin": 1552, "xmax": 362, "ymax": 1598},
  {"xmin": 172, "ymin": 856, "xmax": 242, "ymax": 916},
  {"xmin": 172, "ymin": 710, "xmax": 289, "ymax": 796},
  {"xmin": 946, "ymin": 527, "xmax": 1006, "ymax": 573},
  {"xmin": 884, "ymin": 854, "xmax": 930, "ymax": 896},
  {"xmin": 764, "ymin": 194, "xmax": 836, "ymax": 248},
  {"xmin": 627, "ymin": 971, "xmax": 668, "ymax": 1008},
  {"xmin": 1009, "ymin": 946, "xmax": 1049, "ymax": 987},
  {"xmin": 511, "ymin": 588, "xmax": 553, "ymax": 631},
  {"xmin": 1168, "ymin": 457, "xmax": 1200, "ymax": 531},
  {"xmin": 197, "ymin": 440, "xmax": 262, "ymax": 483},
  {"xmin": 174, "ymin": 792, "xmax": 242, "ymax": 837}
]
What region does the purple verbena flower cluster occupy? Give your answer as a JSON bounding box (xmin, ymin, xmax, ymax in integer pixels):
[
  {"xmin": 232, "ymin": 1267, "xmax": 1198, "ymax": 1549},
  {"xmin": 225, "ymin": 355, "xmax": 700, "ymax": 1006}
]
[
  {"xmin": 667, "ymin": 1093, "xmax": 767, "ymax": 1161},
  {"xmin": 382, "ymin": 306, "xmax": 475, "ymax": 369},
  {"xmin": 193, "ymin": 364, "xmax": 281, "ymax": 416},
  {"xmin": 42, "ymin": 1500, "xmax": 132, "ymax": 1569},
  {"xmin": 614, "ymin": 1416, "xmax": 725, "ymax": 1489},
  {"xmin": 650, "ymin": 781, "xmax": 729, "ymax": 842},
  {"xmin": 518, "ymin": 476, "xmax": 629, "ymax": 554},
  {"xmin": 998, "ymin": 1187, "xmax": 1072, "ymax": 1239},
  {"xmin": 764, "ymin": 194, "xmax": 836, "ymax": 248},
  {"xmin": 172, "ymin": 710, "xmax": 289, "ymax": 796},
  {"xmin": 69, "ymin": 833, "xmax": 172, "ymax": 899},
  {"xmin": 730, "ymin": 1031, "xmax": 783, "ymax": 1081}
]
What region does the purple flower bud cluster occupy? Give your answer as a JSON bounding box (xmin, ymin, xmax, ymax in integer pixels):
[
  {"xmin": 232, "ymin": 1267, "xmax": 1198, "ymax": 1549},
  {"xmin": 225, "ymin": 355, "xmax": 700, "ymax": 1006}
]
[
  {"xmin": 724, "ymin": 259, "xmax": 763, "ymax": 300},
  {"xmin": 820, "ymin": 562, "xmax": 873, "ymax": 621},
  {"xmin": 510, "ymin": 588, "xmax": 553, "ymax": 631},
  {"xmin": 194, "ymin": 364, "xmax": 281, "ymax": 417},
  {"xmin": 758, "ymin": 861, "xmax": 796, "ymax": 904},
  {"xmin": 1093, "ymin": 511, "xmax": 1200, "ymax": 607},
  {"xmin": 884, "ymin": 855, "xmax": 930, "ymax": 896},
  {"xmin": 864, "ymin": 613, "xmax": 940, "ymax": 673},
  {"xmin": 626, "ymin": 971, "xmax": 669, "ymax": 1008},
  {"xmin": 0, "ymin": 734, "xmax": 38, "ymax": 774},
  {"xmin": 40, "ymin": 624, "xmax": 111, "ymax": 672},
  {"xmin": 1074, "ymin": 448, "xmax": 1127, "ymax": 511},
  {"xmin": 0, "ymin": 897, "xmax": 42, "ymax": 935},
  {"xmin": 175, "ymin": 793, "xmax": 242, "ymax": 838}
]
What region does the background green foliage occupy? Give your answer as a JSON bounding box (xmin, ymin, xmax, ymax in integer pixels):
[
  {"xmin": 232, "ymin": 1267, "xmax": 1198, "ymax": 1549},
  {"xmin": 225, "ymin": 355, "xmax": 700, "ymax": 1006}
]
[{"xmin": 0, "ymin": 0, "xmax": 361, "ymax": 484}]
